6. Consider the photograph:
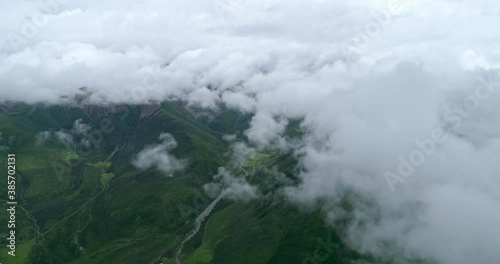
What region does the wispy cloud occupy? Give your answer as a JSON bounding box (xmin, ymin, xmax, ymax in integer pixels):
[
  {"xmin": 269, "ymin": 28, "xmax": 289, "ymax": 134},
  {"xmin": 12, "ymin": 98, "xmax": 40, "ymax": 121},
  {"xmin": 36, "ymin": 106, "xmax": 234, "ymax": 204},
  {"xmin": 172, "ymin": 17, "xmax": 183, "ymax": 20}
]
[{"xmin": 132, "ymin": 133, "xmax": 186, "ymax": 176}]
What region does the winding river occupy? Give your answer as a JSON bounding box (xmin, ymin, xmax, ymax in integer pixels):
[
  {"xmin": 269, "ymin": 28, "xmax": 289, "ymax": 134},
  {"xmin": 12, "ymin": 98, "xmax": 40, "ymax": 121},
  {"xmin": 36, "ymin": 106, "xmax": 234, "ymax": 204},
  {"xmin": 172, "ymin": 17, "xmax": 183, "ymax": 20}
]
[{"xmin": 175, "ymin": 192, "xmax": 226, "ymax": 264}]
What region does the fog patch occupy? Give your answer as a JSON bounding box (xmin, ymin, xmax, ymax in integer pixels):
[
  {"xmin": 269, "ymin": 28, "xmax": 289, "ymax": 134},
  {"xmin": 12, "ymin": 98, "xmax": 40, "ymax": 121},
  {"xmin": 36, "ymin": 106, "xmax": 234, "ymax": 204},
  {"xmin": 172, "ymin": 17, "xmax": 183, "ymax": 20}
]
[
  {"xmin": 132, "ymin": 133, "xmax": 186, "ymax": 176},
  {"xmin": 203, "ymin": 167, "xmax": 258, "ymax": 201}
]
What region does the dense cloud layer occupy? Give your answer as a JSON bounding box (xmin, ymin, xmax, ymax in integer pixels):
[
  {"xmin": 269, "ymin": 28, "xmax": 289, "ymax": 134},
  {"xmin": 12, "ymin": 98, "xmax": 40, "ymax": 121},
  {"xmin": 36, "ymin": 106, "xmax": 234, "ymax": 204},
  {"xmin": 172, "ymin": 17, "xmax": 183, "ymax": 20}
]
[{"xmin": 2, "ymin": 0, "xmax": 500, "ymax": 263}]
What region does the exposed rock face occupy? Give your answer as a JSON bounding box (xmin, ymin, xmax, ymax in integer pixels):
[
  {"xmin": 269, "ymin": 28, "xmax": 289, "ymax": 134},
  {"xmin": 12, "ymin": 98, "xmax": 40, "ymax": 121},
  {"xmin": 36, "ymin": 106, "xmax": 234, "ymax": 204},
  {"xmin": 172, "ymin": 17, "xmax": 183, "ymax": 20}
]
[{"xmin": 139, "ymin": 103, "xmax": 161, "ymax": 120}]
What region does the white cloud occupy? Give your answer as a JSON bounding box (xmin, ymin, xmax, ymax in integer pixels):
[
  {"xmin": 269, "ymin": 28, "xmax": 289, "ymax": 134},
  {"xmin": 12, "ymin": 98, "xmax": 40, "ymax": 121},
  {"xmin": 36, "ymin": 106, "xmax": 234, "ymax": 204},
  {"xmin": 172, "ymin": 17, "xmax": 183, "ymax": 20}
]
[
  {"xmin": 71, "ymin": 119, "xmax": 91, "ymax": 135},
  {"xmin": 3, "ymin": 0, "xmax": 500, "ymax": 263},
  {"xmin": 132, "ymin": 133, "xmax": 186, "ymax": 176},
  {"xmin": 245, "ymin": 112, "xmax": 288, "ymax": 148},
  {"xmin": 203, "ymin": 167, "xmax": 258, "ymax": 201},
  {"xmin": 229, "ymin": 142, "xmax": 257, "ymax": 167},
  {"xmin": 35, "ymin": 119, "xmax": 92, "ymax": 147}
]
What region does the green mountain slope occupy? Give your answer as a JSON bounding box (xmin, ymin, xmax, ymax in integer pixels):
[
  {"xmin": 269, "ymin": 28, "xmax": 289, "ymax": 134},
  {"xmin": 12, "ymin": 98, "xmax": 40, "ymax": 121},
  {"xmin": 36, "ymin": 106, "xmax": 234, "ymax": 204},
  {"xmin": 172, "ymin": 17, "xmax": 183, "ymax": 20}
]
[{"xmin": 0, "ymin": 102, "xmax": 374, "ymax": 264}]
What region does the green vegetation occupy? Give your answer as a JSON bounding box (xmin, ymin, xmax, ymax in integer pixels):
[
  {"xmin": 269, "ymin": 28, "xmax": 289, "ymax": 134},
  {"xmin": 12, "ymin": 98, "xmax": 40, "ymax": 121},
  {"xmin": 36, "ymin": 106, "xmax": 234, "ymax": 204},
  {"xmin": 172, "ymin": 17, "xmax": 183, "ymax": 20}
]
[{"xmin": 0, "ymin": 102, "xmax": 382, "ymax": 264}]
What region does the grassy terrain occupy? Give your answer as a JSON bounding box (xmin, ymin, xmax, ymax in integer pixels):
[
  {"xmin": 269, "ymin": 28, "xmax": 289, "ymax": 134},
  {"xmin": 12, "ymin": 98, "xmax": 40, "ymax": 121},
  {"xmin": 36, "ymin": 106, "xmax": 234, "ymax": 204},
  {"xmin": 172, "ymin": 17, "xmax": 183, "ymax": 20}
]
[{"xmin": 0, "ymin": 102, "xmax": 378, "ymax": 264}]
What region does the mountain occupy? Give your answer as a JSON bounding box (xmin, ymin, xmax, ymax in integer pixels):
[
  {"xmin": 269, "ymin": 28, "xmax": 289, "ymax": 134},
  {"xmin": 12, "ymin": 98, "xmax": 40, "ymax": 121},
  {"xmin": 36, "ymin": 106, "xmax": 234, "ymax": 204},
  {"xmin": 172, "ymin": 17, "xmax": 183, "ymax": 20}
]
[{"xmin": 0, "ymin": 102, "xmax": 371, "ymax": 264}]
